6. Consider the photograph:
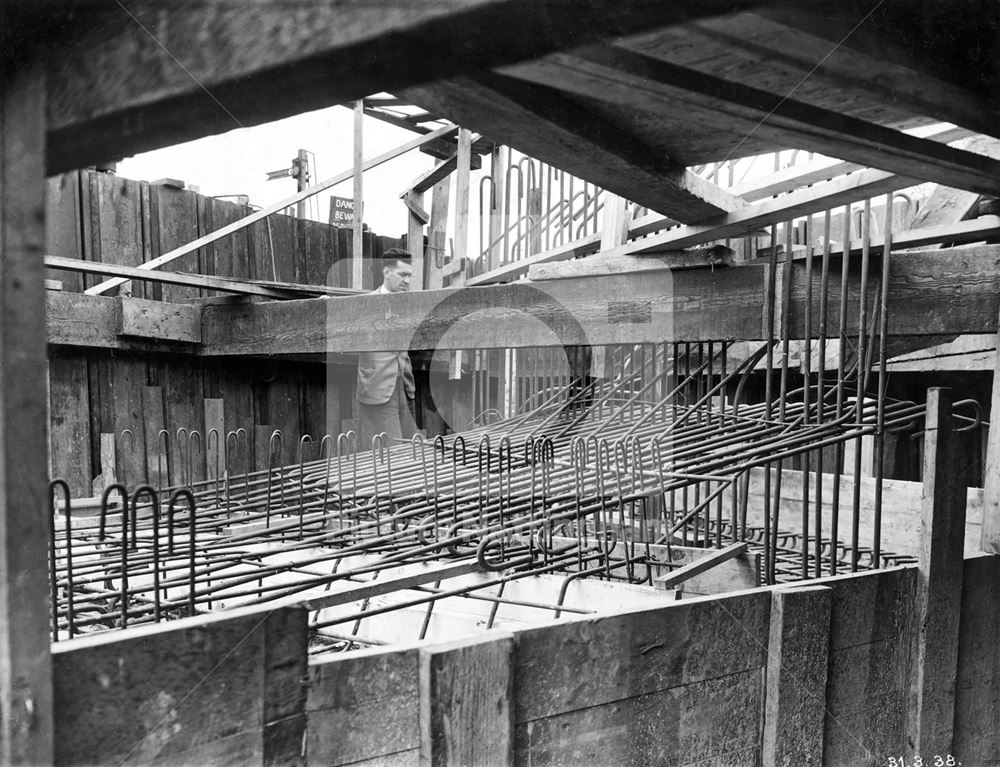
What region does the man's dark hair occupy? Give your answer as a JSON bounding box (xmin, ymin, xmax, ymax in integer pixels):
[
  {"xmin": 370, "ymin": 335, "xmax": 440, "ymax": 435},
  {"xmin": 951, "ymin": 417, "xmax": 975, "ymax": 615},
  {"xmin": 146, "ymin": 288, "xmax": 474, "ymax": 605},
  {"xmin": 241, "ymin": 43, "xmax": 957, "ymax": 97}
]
[{"xmin": 382, "ymin": 247, "xmax": 412, "ymax": 270}]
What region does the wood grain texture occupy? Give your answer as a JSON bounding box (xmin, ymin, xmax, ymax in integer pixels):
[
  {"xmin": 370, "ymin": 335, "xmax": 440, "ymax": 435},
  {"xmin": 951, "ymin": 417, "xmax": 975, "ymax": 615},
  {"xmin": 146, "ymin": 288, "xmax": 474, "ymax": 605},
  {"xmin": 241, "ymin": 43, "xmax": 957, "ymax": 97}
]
[
  {"xmin": 513, "ymin": 591, "xmax": 769, "ymax": 723},
  {"xmin": 117, "ymin": 296, "xmax": 202, "ymax": 344},
  {"xmin": 908, "ymin": 389, "xmax": 967, "ymax": 757},
  {"xmin": 0, "ymin": 59, "xmax": 54, "ymax": 765},
  {"xmin": 403, "ymin": 73, "xmax": 744, "ymax": 223},
  {"xmin": 308, "ymin": 646, "xmax": 421, "ymax": 766},
  {"xmin": 807, "ymin": 566, "xmax": 917, "ymax": 766},
  {"xmin": 52, "ymin": 605, "xmax": 307, "ymax": 767},
  {"xmin": 762, "ymin": 586, "xmax": 832, "ymax": 766},
  {"xmin": 420, "ymin": 633, "xmax": 514, "ymax": 767},
  {"xmin": 514, "ymin": 669, "xmax": 763, "ymax": 767},
  {"xmin": 952, "ymin": 553, "xmax": 1000, "ymax": 766},
  {"xmin": 48, "ymin": 352, "xmax": 93, "ymax": 497},
  {"xmin": 42, "ymin": 0, "xmax": 774, "ymax": 174}
]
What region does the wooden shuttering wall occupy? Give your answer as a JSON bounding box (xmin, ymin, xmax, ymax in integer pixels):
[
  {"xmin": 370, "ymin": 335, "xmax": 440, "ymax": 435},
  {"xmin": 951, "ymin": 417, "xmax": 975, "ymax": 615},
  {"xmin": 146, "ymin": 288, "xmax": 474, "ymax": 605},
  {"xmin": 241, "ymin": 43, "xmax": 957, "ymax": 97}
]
[
  {"xmin": 47, "ymin": 559, "xmax": 1000, "ymax": 766},
  {"xmin": 46, "ymin": 170, "xmax": 403, "ymax": 496}
]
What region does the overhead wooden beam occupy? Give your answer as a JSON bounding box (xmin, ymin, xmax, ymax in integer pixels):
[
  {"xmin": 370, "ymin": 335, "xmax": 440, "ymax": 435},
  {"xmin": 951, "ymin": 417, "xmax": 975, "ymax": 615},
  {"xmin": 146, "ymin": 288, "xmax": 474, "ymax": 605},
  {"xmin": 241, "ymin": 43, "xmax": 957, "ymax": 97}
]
[
  {"xmin": 195, "ymin": 245, "xmax": 1000, "ymax": 356},
  {"xmin": 42, "ymin": 0, "xmax": 783, "ymax": 173},
  {"xmin": 402, "ymin": 72, "xmax": 746, "ymax": 222},
  {"xmin": 507, "ymin": 45, "xmax": 1000, "ymax": 195},
  {"xmin": 0, "ymin": 58, "xmax": 53, "ymax": 765}
]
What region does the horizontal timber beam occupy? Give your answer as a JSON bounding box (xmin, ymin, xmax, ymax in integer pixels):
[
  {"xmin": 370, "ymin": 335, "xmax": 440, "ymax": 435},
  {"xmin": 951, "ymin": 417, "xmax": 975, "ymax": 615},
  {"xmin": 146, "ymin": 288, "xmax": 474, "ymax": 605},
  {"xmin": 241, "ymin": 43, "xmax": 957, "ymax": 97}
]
[
  {"xmin": 41, "ymin": 0, "xmax": 790, "ymax": 173},
  {"xmin": 193, "ymin": 245, "xmax": 1000, "ymax": 356},
  {"xmin": 402, "ymin": 73, "xmax": 746, "ymax": 222},
  {"xmin": 509, "ymin": 45, "xmax": 1000, "ymax": 195}
]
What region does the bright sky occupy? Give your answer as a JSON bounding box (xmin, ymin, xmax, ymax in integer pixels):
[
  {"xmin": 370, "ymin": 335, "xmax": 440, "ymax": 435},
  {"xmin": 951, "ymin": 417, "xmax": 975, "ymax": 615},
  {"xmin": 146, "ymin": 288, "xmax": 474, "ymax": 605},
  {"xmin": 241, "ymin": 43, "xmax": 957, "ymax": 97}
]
[{"xmin": 117, "ymin": 105, "xmax": 446, "ymax": 240}]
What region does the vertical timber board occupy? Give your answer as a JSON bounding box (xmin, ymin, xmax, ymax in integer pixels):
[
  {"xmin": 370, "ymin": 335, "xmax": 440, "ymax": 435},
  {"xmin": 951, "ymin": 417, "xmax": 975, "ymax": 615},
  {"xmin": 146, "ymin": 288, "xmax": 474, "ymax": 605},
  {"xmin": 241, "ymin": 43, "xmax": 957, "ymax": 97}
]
[
  {"xmin": 109, "ymin": 359, "xmax": 147, "ymax": 488},
  {"xmin": 163, "ymin": 359, "xmax": 204, "ymax": 486},
  {"xmin": 817, "ymin": 566, "xmax": 918, "ymax": 766},
  {"xmin": 97, "ymin": 172, "xmax": 145, "ymax": 298},
  {"xmin": 908, "ymin": 389, "xmax": 966, "ymax": 758},
  {"xmin": 270, "ymin": 213, "xmax": 298, "ymax": 285},
  {"xmin": 156, "ymin": 184, "xmax": 201, "ymax": 303},
  {"xmin": 952, "ymin": 553, "xmax": 1000, "ymax": 765},
  {"xmin": 268, "ymin": 374, "xmax": 302, "ymax": 465},
  {"xmin": 48, "ymin": 351, "xmax": 92, "ymax": 497},
  {"xmin": 142, "ymin": 385, "xmax": 168, "ymax": 487},
  {"xmin": 512, "ymin": 594, "xmax": 769, "ymax": 766},
  {"xmin": 204, "ymin": 397, "xmax": 225, "ymax": 482},
  {"xmin": 52, "ymin": 605, "xmax": 308, "ymax": 767},
  {"xmin": 209, "ymin": 197, "xmax": 251, "ymax": 281},
  {"xmin": 138, "ymin": 180, "xmax": 158, "ymax": 301},
  {"xmin": 406, "ymin": 190, "xmax": 426, "ymax": 291},
  {"xmin": 426, "ymin": 178, "xmax": 450, "ymax": 291},
  {"xmin": 219, "ymin": 362, "xmax": 256, "ymax": 475},
  {"xmin": 450, "ymin": 128, "xmax": 472, "ymax": 286},
  {"xmin": 0, "ymin": 58, "xmax": 53, "ymax": 765},
  {"xmin": 307, "ymin": 646, "xmax": 421, "ymax": 766},
  {"xmin": 981, "ymin": 297, "xmax": 1000, "ymax": 552},
  {"xmin": 419, "ymin": 633, "xmax": 514, "ymax": 767},
  {"xmin": 449, "ymin": 375, "xmax": 474, "ymax": 434},
  {"xmin": 45, "ymin": 171, "xmax": 83, "ymax": 291},
  {"xmin": 762, "ymin": 585, "xmax": 832, "ymax": 766},
  {"xmin": 302, "ymin": 368, "xmax": 328, "ymax": 444}
]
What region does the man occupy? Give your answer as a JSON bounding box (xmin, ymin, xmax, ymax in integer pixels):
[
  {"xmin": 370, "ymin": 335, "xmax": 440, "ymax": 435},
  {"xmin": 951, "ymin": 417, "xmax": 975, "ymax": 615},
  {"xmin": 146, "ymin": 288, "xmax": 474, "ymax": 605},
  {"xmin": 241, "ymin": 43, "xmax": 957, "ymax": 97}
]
[{"xmin": 356, "ymin": 248, "xmax": 419, "ymax": 448}]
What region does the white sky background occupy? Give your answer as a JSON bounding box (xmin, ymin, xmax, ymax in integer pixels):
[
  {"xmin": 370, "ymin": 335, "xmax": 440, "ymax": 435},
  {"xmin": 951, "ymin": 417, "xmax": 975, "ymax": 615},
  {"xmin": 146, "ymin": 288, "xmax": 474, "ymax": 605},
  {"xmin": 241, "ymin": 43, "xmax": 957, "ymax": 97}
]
[{"xmin": 118, "ymin": 104, "xmax": 487, "ymax": 249}]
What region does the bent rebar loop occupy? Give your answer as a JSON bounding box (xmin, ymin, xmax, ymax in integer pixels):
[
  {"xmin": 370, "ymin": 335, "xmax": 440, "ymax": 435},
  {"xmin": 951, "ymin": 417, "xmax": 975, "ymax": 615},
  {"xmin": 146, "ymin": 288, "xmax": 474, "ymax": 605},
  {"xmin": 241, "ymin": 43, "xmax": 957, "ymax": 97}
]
[
  {"xmin": 236, "ymin": 427, "xmax": 250, "ymax": 502},
  {"xmin": 224, "ymin": 430, "xmax": 240, "ymax": 507},
  {"xmin": 175, "ymin": 428, "xmax": 189, "ymax": 486},
  {"xmin": 371, "ymin": 432, "xmax": 389, "ymax": 531},
  {"xmin": 264, "ymin": 429, "xmax": 284, "ymax": 517},
  {"xmin": 122, "ymin": 485, "xmax": 159, "ymax": 626},
  {"xmin": 118, "ymin": 429, "xmax": 135, "ymax": 488},
  {"xmin": 318, "ymin": 434, "xmax": 335, "ymax": 517},
  {"xmin": 167, "ymin": 488, "xmax": 197, "ymax": 615},
  {"xmin": 187, "ymin": 430, "xmax": 202, "ymax": 490},
  {"xmin": 477, "ymin": 434, "xmax": 492, "ymax": 527},
  {"xmin": 49, "ymin": 479, "xmax": 72, "ymax": 640},
  {"xmin": 207, "ymin": 428, "xmax": 221, "ymax": 502},
  {"xmin": 415, "ymin": 436, "xmax": 447, "ymax": 546},
  {"xmin": 450, "ymin": 435, "xmax": 467, "ymax": 526},
  {"xmin": 296, "ymin": 434, "xmax": 314, "ymax": 536}
]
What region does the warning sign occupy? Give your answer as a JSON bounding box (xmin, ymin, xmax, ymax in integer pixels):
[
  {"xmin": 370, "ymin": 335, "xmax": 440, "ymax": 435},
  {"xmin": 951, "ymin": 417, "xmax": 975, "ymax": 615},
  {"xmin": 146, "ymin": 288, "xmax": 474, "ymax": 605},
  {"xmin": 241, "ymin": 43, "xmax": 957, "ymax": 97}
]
[{"xmin": 330, "ymin": 196, "xmax": 356, "ymax": 226}]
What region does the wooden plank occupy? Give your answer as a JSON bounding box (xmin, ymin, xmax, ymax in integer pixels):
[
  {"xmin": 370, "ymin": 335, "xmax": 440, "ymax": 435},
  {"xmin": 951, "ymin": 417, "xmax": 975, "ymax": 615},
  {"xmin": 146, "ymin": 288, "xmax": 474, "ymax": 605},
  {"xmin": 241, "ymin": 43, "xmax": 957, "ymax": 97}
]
[
  {"xmin": 807, "ymin": 566, "xmax": 917, "ymax": 765},
  {"xmin": 43, "ymin": 1, "xmax": 783, "ymax": 174},
  {"xmin": 763, "ymin": 585, "xmax": 832, "ymax": 766},
  {"xmin": 406, "ymin": 191, "xmax": 426, "ymax": 291},
  {"xmin": 154, "ymin": 184, "xmax": 202, "ymax": 303},
  {"xmin": 514, "ymin": 670, "xmax": 762, "ymax": 767},
  {"xmin": 52, "ymin": 604, "xmax": 307, "ymax": 767},
  {"xmin": 907, "ymin": 388, "xmax": 967, "ymax": 758},
  {"xmin": 982, "ymin": 297, "xmax": 1000, "ymax": 554},
  {"xmin": 308, "ymin": 646, "xmax": 421, "ymax": 766},
  {"xmin": 513, "ymin": 591, "xmax": 769, "ymax": 723},
  {"xmin": 162, "ymin": 361, "xmax": 205, "ymax": 486},
  {"xmin": 94, "ymin": 172, "xmax": 145, "ymax": 298},
  {"xmin": 48, "ymin": 352, "xmax": 93, "ymax": 497},
  {"xmin": 116, "ymin": 296, "xmax": 202, "ymax": 344},
  {"xmin": 516, "ymin": 46, "xmax": 1000, "ymax": 195},
  {"xmin": 47, "ymin": 254, "xmax": 334, "ymax": 299},
  {"xmin": 45, "ymin": 171, "xmax": 84, "ymax": 292},
  {"xmin": 419, "ymin": 633, "xmax": 514, "ymax": 767},
  {"xmin": 0, "ymin": 59, "xmax": 54, "ymax": 765},
  {"xmin": 450, "ymin": 129, "xmax": 472, "ymax": 283},
  {"xmin": 535, "ymin": 243, "xmax": 735, "ymax": 280},
  {"xmin": 653, "ymin": 541, "xmax": 749, "ymax": 591},
  {"xmin": 403, "ymin": 73, "xmax": 746, "ymax": 223},
  {"xmin": 952, "ymin": 553, "xmax": 1000, "ymax": 765},
  {"xmin": 142, "ymin": 385, "xmax": 169, "ymax": 487},
  {"xmin": 85, "ymin": 125, "xmax": 458, "ymax": 295},
  {"xmin": 425, "ymin": 179, "xmax": 450, "ymax": 291}
]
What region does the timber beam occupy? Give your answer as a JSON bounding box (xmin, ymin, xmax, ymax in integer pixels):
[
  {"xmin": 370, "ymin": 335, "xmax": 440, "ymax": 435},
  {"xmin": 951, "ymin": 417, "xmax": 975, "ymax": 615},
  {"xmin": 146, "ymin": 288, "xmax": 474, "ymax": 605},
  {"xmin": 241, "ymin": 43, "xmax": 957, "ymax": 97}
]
[
  {"xmin": 46, "ymin": 246, "xmax": 1000, "ymax": 356},
  {"xmin": 40, "ymin": 0, "xmax": 788, "ymax": 174},
  {"xmin": 402, "ymin": 73, "xmax": 746, "ymax": 222}
]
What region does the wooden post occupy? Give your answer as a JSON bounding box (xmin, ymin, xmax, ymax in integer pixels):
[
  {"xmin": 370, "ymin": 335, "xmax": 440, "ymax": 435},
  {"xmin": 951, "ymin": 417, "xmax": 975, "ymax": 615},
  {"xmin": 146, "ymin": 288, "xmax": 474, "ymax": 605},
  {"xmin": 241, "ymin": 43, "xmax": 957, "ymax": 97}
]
[
  {"xmin": 406, "ymin": 189, "xmax": 427, "ymax": 290},
  {"xmin": 426, "ymin": 178, "xmax": 450, "ymax": 291},
  {"xmin": 450, "ymin": 128, "xmax": 472, "ymax": 288},
  {"xmin": 0, "ymin": 58, "xmax": 54, "ymax": 764},
  {"xmin": 488, "ymin": 145, "xmax": 507, "ymax": 271},
  {"xmin": 907, "ymin": 387, "xmax": 966, "ymax": 757},
  {"xmin": 762, "ymin": 585, "xmax": 832, "ymax": 766},
  {"xmin": 527, "ymin": 187, "xmax": 542, "ymax": 256},
  {"xmin": 981, "ymin": 304, "xmax": 1000, "ymax": 552},
  {"xmin": 419, "ymin": 633, "xmax": 514, "ymax": 767},
  {"xmin": 352, "ymin": 100, "xmax": 364, "ymax": 290}
]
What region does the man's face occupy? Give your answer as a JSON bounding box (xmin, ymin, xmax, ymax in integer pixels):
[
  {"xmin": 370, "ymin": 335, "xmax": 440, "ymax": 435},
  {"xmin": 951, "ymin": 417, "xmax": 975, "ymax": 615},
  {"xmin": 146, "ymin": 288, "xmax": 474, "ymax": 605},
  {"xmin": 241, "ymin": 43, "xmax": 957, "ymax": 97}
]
[{"xmin": 383, "ymin": 260, "xmax": 412, "ymax": 293}]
